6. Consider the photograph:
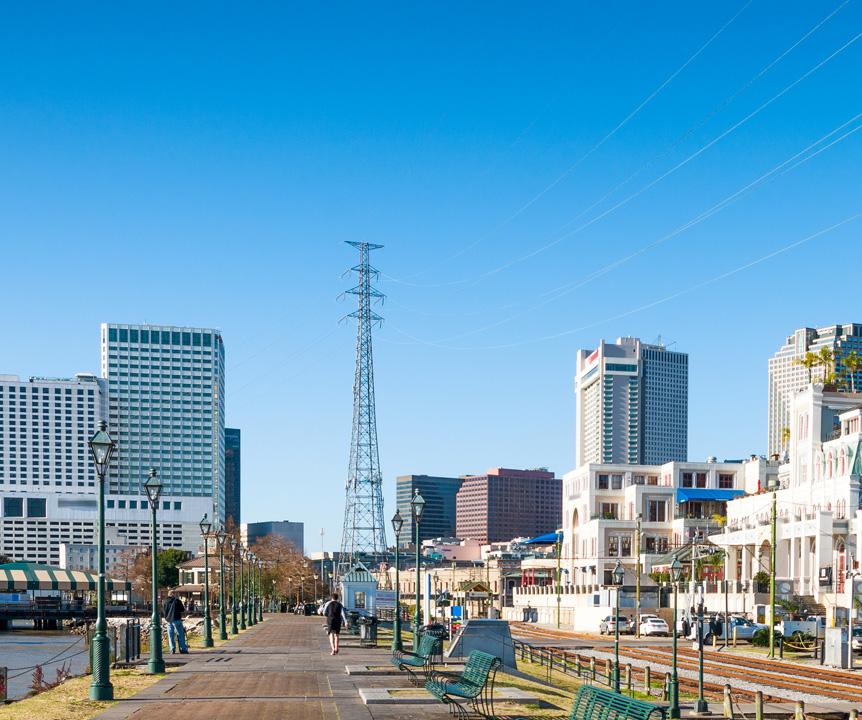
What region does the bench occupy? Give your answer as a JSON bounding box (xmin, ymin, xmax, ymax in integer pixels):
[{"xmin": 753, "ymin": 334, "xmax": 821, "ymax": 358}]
[
  {"xmin": 390, "ymin": 632, "xmax": 442, "ymax": 686},
  {"xmin": 568, "ymin": 685, "xmax": 666, "ymax": 720},
  {"xmin": 426, "ymin": 650, "xmax": 501, "ymax": 719}
]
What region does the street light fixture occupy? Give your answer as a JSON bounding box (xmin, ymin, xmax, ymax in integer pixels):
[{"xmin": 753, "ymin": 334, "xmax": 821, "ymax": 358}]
[
  {"xmin": 612, "ymin": 560, "xmax": 624, "ymax": 693},
  {"xmin": 248, "ymin": 552, "xmax": 257, "ymax": 626},
  {"xmin": 229, "ymin": 536, "xmax": 239, "ymax": 634},
  {"xmin": 259, "ymin": 559, "xmax": 265, "ymax": 622},
  {"xmin": 144, "ymin": 468, "xmax": 165, "ymax": 674},
  {"xmin": 199, "ymin": 513, "xmax": 213, "ymax": 647},
  {"xmin": 215, "ymin": 526, "xmax": 228, "ymax": 641},
  {"xmin": 668, "ymin": 555, "xmax": 683, "ymax": 719},
  {"xmin": 391, "ymin": 509, "xmax": 404, "ymax": 651},
  {"xmin": 88, "ymin": 421, "xmax": 117, "ymax": 699},
  {"xmin": 411, "ymin": 490, "xmax": 425, "ymax": 651},
  {"xmin": 239, "ymin": 547, "xmax": 247, "ymax": 629},
  {"xmin": 767, "ymin": 474, "xmax": 779, "ymax": 659}
]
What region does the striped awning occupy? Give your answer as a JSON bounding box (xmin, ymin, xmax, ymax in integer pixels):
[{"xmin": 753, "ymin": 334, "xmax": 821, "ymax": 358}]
[{"xmin": 0, "ymin": 562, "xmax": 131, "ymax": 592}]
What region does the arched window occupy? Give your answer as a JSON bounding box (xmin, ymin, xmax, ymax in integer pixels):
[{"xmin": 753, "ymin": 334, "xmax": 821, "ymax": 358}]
[
  {"xmin": 839, "ymin": 447, "xmax": 846, "ymax": 476},
  {"xmin": 827, "ymin": 453, "xmax": 834, "ymax": 478}
]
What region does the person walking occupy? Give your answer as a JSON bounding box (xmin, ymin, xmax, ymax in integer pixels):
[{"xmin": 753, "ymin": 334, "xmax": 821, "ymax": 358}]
[
  {"xmin": 321, "ymin": 593, "xmax": 347, "ymax": 655},
  {"xmin": 163, "ymin": 590, "xmax": 189, "ymax": 654}
]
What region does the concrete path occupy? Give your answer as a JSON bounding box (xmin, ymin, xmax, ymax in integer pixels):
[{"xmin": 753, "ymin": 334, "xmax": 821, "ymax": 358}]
[{"xmin": 94, "ymin": 614, "xmax": 451, "ymax": 720}]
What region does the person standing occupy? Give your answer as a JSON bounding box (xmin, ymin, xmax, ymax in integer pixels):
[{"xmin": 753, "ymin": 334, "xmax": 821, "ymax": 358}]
[
  {"xmin": 163, "ymin": 590, "xmax": 189, "ymax": 654},
  {"xmin": 321, "ymin": 593, "xmax": 347, "ymax": 655}
]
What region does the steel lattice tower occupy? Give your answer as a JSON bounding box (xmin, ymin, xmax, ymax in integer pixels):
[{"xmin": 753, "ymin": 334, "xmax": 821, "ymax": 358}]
[{"xmin": 338, "ymin": 241, "xmax": 387, "ymax": 575}]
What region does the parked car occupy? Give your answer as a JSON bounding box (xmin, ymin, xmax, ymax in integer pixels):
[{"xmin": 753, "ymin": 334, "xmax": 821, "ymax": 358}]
[
  {"xmin": 599, "ymin": 616, "xmax": 631, "ymax": 635},
  {"xmin": 694, "ymin": 615, "xmax": 767, "ymax": 641},
  {"xmin": 851, "ymin": 627, "xmax": 862, "ymax": 652},
  {"xmin": 639, "ymin": 616, "xmax": 669, "ymax": 636}
]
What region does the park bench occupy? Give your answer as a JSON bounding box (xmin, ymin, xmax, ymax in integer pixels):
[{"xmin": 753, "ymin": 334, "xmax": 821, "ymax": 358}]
[
  {"xmin": 425, "ymin": 649, "xmax": 501, "ymax": 719},
  {"xmin": 390, "ymin": 632, "xmax": 442, "ymax": 686},
  {"xmin": 567, "ymin": 685, "xmax": 666, "ymax": 720}
]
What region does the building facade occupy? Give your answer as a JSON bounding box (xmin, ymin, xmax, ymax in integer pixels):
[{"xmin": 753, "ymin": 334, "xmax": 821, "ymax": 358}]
[
  {"xmin": 575, "ymin": 337, "xmax": 688, "ymax": 466},
  {"xmin": 101, "ymin": 323, "xmax": 226, "ymax": 521},
  {"xmin": 455, "ymin": 467, "xmax": 561, "ymax": 544},
  {"xmin": 767, "ymin": 323, "xmax": 862, "ymax": 457},
  {"xmin": 396, "ymin": 474, "xmax": 463, "ymax": 547},
  {"xmin": 242, "ymin": 520, "xmax": 304, "ymax": 553},
  {"xmin": 225, "ymin": 427, "xmax": 241, "ymax": 527}
]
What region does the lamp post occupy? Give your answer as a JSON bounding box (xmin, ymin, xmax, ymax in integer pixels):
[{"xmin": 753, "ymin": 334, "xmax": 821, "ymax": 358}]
[
  {"xmin": 215, "ymin": 526, "xmax": 228, "ymax": 641},
  {"xmin": 695, "ymin": 584, "xmax": 708, "ymax": 714},
  {"xmin": 239, "ymin": 547, "xmax": 247, "ymax": 630},
  {"xmin": 199, "ymin": 513, "xmax": 213, "ymax": 647},
  {"xmin": 144, "ymin": 468, "xmax": 165, "ymax": 675},
  {"xmin": 248, "ymin": 553, "xmax": 257, "ymax": 626},
  {"xmin": 229, "ymin": 537, "xmax": 239, "ymax": 634},
  {"xmin": 88, "ymin": 421, "xmax": 116, "ymax": 699},
  {"xmin": 391, "ymin": 509, "xmax": 404, "ymax": 651},
  {"xmin": 257, "ymin": 560, "xmax": 264, "ymax": 622},
  {"xmin": 669, "ymin": 556, "xmax": 682, "ymax": 719},
  {"xmin": 767, "ymin": 474, "xmax": 779, "ymax": 659},
  {"xmin": 555, "ymin": 528, "xmax": 562, "ymax": 629},
  {"xmin": 411, "ymin": 489, "xmax": 426, "ymax": 651},
  {"xmin": 612, "ymin": 560, "xmax": 624, "ymax": 693}
]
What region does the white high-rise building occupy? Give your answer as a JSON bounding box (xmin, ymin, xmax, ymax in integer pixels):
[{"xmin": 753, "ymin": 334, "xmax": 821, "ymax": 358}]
[
  {"xmin": 101, "ymin": 324, "xmax": 226, "ymax": 522},
  {"xmin": 767, "ymin": 324, "xmax": 862, "ymax": 457},
  {"xmin": 575, "ymin": 337, "xmax": 688, "ymax": 466}
]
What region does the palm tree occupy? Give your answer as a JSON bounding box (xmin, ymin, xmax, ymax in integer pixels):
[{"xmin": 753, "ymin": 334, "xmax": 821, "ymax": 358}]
[
  {"xmin": 842, "ymin": 350, "xmax": 862, "ymax": 393},
  {"xmin": 817, "ymin": 347, "xmax": 834, "ymax": 384},
  {"xmin": 794, "ymin": 352, "xmax": 819, "ymax": 383}
]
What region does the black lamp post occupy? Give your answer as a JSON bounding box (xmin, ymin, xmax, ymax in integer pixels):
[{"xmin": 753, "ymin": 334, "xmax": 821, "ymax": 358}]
[
  {"xmin": 695, "ymin": 585, "xmax": 708, "ymax": 714},
  {"xmin": 247, "ymin": 552, "xmax": 256, "ymax": 627},
  {"xmin": 391, "ymin": 509, "xmax": 404, "ymax": 651},
  {"xmin": 88, "ymin": 421, "xmax": 116, "ymax": 699},
  {"xmin": 229, "ymin": 536, "xmax": 239, "ymax": 634},
  {"xmin": 411, "ymin": 489, "xmax": 426, "ymax": 651},
  {"xmin": 144, "ymin": 468, "xmax": 165, "ymax": 674},
  {"xmin": 669, "ymin": 555, "xmax": 682, "ymax": 719},
  {"xmin": 215, "ymin": 526, "xmax": 227, "ymax": 641},
  {"xmin": 199, "ymin": 513, "xmax": 213, "ymax": 647},
  {"xmin": 612, "ymin": 560, "xmax": 624, "ymax": 693},
  {"xmin": 259, "ymin": 559, "xmax": 265, "ymax": 622},
  {"xmin": 239, "ymin": 546, "xmax": 247, "ymax": 630}
]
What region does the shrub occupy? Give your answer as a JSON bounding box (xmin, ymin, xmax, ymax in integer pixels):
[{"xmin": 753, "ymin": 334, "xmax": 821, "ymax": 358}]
[{"xmin": 751, "ymin": 628, "xmax": 781, "ymax": 647}]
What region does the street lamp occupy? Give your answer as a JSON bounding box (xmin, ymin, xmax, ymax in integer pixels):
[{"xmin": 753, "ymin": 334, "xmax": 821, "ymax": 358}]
[
  {"xmin": 767, "ymin": 474, "xmax": 779, "ymax": 659},
  {"xmin": 668, "ymin": 555, "xmax": 683, "ymax": 719},
  {"xmin": 199, "ymin": 513, "xmax": 213, "ymax": 647},
  {"xmin": 391, "ymin": 509, "xmax": 404, "ymax": 651},
  {"xmin": 411, "ymin": 489, "xmax": 426, "ymax": 651},
  {"xmin": 248, "ymin": 553, "xmax": 256, "ymax": 626},
  {"xmin": 612, "ymin": 560, "xmax": 624, "ymax": 693},
  {"xmin": 144, "ymin": 468, "xmax": 165, "ymax": 674},
  {"xmin": 695, "ymin": 584, "xmax": 708, "ymax": 714},
  {"xmin": 259, "ymin": 559, "xmax": 265, "ymax": 622},
  {"xmin": 239, "ymin": 547, "xmax": 247, "ymax": 630},
  {"xmin": 229, "ymin": 536, "xmax": 239, "ymax": 634},
  {"xmin": 555, "ymin": 528, "xmax": 562, "ymax": 629},
  {"xmin": 215, "ymin": 526, "xmax": 227, "ymax": 641}
]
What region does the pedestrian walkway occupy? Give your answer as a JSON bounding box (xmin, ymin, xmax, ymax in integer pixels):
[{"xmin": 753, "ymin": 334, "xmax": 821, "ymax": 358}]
[{"xmin": 94, "ymin": 614, "xmax": 452, "ymax": 720}]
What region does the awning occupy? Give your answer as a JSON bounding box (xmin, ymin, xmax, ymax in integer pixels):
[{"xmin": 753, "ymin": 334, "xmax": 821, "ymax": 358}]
[
  {"xmin": 523, "ymin": 531, "xmax": 561, "ymax": 545},
  {"xmin": 0, "ymin": 562, "xmax": 131, "ymax": 592},
  {"xmin": 676, "ymin": 488, "xmax": 744, "ymax": 503}
]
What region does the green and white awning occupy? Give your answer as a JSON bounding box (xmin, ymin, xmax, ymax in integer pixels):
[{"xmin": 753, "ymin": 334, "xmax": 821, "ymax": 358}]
[{"xmin": 0, "ymin": 562, "xmax": 131, "ymax": 592}]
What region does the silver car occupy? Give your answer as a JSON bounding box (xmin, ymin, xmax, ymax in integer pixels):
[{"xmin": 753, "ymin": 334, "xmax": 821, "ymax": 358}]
[{"xmin": 599, "ymin": 615, "xmax": 631, "ymax": 635}]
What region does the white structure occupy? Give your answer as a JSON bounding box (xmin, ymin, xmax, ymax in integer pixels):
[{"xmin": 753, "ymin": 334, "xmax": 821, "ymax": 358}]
[
  {"xmin": 59, "ymin": 526, "xmax": 146, "ymax": 576},
  {"xmin": 101, "ymin": 323, "xmax": 226, "ymax": 521},
  {"xmin": 767, "ymin": 323, "xmax": 862, "ymax": 457},
  {"xmin": 0, "ymin": 372, "xmax": 211, "ymax": 564},
  {"xmin": 561, "ymin": 458, "xmax": 775, "ymax": 587},
  {"xmin": 715, "ymin": 384, "xmax": 862, "ymax": 624},
  {"xmin": 575, "ymin": 337, "xmax": 688, "ymax": 466}
]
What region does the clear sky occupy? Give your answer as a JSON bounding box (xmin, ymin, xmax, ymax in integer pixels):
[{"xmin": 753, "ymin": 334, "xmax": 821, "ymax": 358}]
[{"xmin": 1, "ymin": 2, "xmax": 860, "ymax": 552}]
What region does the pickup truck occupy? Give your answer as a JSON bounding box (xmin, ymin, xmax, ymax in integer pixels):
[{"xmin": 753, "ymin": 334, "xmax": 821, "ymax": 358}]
[{"xmin": 688, "ymin": 615, "xmax": 767, "ymax": 642}]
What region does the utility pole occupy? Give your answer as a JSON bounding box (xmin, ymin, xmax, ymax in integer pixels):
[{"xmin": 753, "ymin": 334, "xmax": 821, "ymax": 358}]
[
  {"xmin": 635, "ymin": 513, "xmax": 642, "ymax": 638},
  {"xmin": 556, "ymin": 529, "xmax": 562, "ymax": 629}
]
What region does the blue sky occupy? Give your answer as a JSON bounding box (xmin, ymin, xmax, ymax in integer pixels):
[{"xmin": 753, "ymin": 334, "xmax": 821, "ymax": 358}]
[{"xmin": 1, "ymin": 2, "xmax": 860, "ymax": 551}]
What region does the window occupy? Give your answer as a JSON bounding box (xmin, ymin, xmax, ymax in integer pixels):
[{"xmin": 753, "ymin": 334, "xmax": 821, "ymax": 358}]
[
  {"xmin": 597, "ymin": 474, "xmax": 609, "ymax": 490},
  {"xmin": 696, "ymin": 472, "xmax": 707, "ymax": 488},
  {"xmin": 647, "ymin": 475, "xmax": 658, "ymax": 486},
  {"xmin": 107, "ymin": 500, "xmax": 115, "ymax": 508},
  {"xmin": 26, "ymin": 498, "xmax": 47, "ymax": 517},
  {"xmin": 608, "ymin": 536, "xmax": 619, "ymax": 556},
  {"xmin": 600, "ymin": 503, "xmax": 618, "ymax": 519},
  {"xmin": 647, "ymin": 499, "xmax": 666, "ymax": 522},
  {"xmin": 4, "ymin": 497, "xmax": 24, "ymax": 517},
  {"xmin": 620, "ymin": 536, "xmax": 632, "ymax": 557},
  {"xmin": 681, "ymin": 472, "xmax": 693, "ymax": 488},
  {"xmin": 718, "ymin": 473, "xmax": 735, "ymax": 489},
  {"xmin": 611, "ymin": 474, "xmax": 623, "ymax": 490}
]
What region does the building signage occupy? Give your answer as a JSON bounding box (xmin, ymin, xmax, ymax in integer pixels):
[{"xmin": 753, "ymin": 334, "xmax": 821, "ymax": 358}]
[{"xmin": 819, "ymin": 566, "xmax": 832, "ymax": 587}]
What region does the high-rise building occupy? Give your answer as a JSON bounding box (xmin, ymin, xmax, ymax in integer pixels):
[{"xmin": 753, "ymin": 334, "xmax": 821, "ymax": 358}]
[
  {"xmin": 455, "ymin": 467, "xmax": 561, "ymax": 544},
  {"xmin": 767, "ymin": 324, "xmax": 862, "ymax": 457},
  {"xmin": 575, "ymin": 337, "xmax": 688, "ymax": 466},
  {"xmin": 101, "ymin": 324, "xmax": 226, "ymax": 521},
  {"xmin": 225, "ymin": 428, "xmax": 241, "ymax": 527},
  {"xmin": 395, "ymin": 474, "xmax": 463, "ymax": 547},
  {"xmin": 242, "ymin": 520, "xmax": 304, "ymax": 553}
]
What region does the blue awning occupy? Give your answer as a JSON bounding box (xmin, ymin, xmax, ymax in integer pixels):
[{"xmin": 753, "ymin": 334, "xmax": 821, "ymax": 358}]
[
  {"xmin": 523, "ymin": 531, "xmax": 561, "ymax": 545},
  {"xmin": 676, "ymin": 488, "xmax": 744, "ymax": 503}
]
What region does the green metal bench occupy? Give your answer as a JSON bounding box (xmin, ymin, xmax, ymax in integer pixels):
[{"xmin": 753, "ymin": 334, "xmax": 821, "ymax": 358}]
[
  {"xmin": 426, "ymin": 650, "xmax": 501, "ymax": 719},
  {"xmin": 390, "ymin": 632, "xmax": 442, "ymax": 686},
  {"xmin": 568, "ymin": 685, "xmax": 666, "ymax": 720}
]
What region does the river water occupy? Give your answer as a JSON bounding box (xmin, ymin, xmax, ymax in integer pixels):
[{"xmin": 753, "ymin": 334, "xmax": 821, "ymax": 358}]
[{"xmin": 0, "ymin": 622, "xmax": 88, "ymax": 700}]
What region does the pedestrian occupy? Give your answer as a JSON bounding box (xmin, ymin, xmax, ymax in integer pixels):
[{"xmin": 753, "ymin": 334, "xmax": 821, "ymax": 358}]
[
  {"xmin": 163, "ymin": 590, "xmax": 189, "ymax": 654},
  {"xmin": 321, "ymin": 592, "xmax": 347, "ymax": 655}
]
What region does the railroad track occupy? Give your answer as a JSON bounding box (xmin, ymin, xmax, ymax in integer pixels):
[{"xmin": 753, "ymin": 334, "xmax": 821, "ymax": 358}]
[{"xmin": 509, "ymin": 622, "xmax": 862, "ymax": 705}]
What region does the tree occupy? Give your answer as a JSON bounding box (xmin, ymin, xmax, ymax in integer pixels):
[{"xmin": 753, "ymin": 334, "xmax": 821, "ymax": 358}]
[
  {"xmin": 794, "ymin": 352, "xmax": 819, "ymax": 383},
  {"xmin": 780, "ymin": 426, "xmax": 791, "ymax": 449},
  {"xmin": 817, "ymin": 347, "xmax": 834, "ymax": 384},
  {"xmin": 842, "ymin": 350, "xmax": 862, "ymax": 393},
  {"xmin": 158, "ymin": 548, "xmax": 188, "ymax": 588}
]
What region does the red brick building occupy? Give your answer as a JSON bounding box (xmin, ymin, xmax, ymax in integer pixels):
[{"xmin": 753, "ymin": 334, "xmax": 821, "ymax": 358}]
[{"xmin": 455, "ymin": 467, "xmax": 561, "ymax": 543}]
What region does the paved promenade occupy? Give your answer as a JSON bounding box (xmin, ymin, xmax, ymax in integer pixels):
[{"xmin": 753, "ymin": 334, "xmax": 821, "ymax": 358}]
[{"xmin": 94, "ymin": 614, "xmax": 450, "ymax": 720}]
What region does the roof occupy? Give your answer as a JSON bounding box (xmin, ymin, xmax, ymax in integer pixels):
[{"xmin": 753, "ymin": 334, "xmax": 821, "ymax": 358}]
[
  {"xmin": 676, "ymin": 488, "xmax": 744, "ymax": 503},
  {"xmin": 523, "ymin": 531, "xmax": 561, "ymax": 545},
  {"xmin": 0, "ymin": 562, "xmax": 131, "ymax": 592},
  {"xmin": 456, "ymin": 580, "xmax": 490, "ymax": 592},
  {"xmin": 177, "ymin": 555, "xmax": 219, "ymax": 569},
  {"xmin": 341, "ymin": 562, "xmax": 375, "ymax": 583}
]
